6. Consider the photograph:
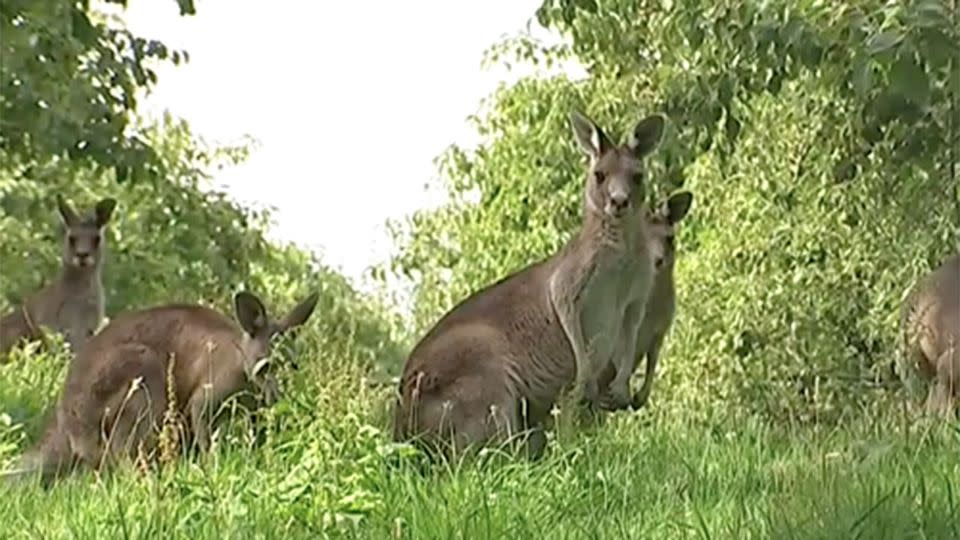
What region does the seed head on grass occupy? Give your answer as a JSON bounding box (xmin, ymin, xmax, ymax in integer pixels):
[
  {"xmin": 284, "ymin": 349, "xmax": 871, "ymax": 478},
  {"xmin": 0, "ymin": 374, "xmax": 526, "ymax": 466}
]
[{"xmin": 158, "ymin": 352, "xmax": 182, "ymax": 468}]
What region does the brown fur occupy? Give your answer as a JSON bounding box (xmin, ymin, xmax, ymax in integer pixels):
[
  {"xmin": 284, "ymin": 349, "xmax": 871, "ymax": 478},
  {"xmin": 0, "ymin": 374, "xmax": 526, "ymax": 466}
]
[
  {"xmin": 549, "ymin": 111, "xmax": 664, "ymax": 410},
  {"xmin": 597, "ymin": 192, "xmax": 693, "ymax": 410},
  {"xmin": 393, "ymin": 111, "xmax": 666, "ymax": 457},
  {"xmin": 7, "ymin": 291, "xmax": 318, "ymax": 484},
  {"xmin": 0, "ymin": 195, "xmax": 116, "ymax": 359},
  {"xmin": 900, "ymin": 252, "xmax": 960, "ymax": 418}
]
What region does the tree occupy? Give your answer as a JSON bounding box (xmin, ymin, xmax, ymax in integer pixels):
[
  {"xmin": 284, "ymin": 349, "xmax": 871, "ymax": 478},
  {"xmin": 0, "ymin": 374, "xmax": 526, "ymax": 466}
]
[
  {"xmin": 0, "ymin": 0, "xmax": 195, "ymax": 182},
  {"xmin": 0, "ymin": 113, "xmax": 403, "ymax": 373},
  {"xmin": 384, "ymin": 0, "xmax": 960, "ymax": 422}
]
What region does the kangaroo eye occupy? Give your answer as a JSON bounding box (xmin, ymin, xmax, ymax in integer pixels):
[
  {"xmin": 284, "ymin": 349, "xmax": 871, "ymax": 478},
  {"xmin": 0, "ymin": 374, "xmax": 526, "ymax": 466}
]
[
  {"xmin": 594, "ymin": 171, "xmax": 606, "ymax": 184},
  {"xmin": 68, "ymin": 235, "xmax": 77, "ymax": 247},
  {"xmin": 91, "ymin": 236, "xmax": 100, "ymax": 247}
]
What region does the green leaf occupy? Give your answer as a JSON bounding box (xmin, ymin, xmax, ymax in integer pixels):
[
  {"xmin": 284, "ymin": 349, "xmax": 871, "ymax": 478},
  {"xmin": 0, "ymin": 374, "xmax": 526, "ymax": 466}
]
[
  {"xmin": 919, "ymin": 28, "xmax": 956, "ymax": 69},
  {"xmin": 70, "ymin": 8, "xmax": 96, "ymax": 45},
  {"xmin": 890, "ymin": 50, "xmax": 930, "ymax": 107},
  {"xmin": 724, "ymin": 113, "xmax": 741, "ymax": 141},
  {"xmin": 783, "ymin": 17, "xmax": 804, "ymax": 45},
  {"xmin": 176, "ymin": 0, "xmax": 196, "ymax": 16},
  {"xmin": 852, "ymin": 57, "xmax": 873, "ymax": 99},
  {"xmin": 796, "ymin": 40, "xmax": 821, "ymax": 68},
  {"xmin": 865, "ymin": 31, "xmax": 904, "ymax": 56},
  {"xmin": 912, "ymin": 0, "xmax": 949, "ymax": 29},
  {"xmin": 535, "ymin": 6, "xmax": 551, "ymax": 28},
  {"xmin": 573, "ymin": 0, "xmax": 598, "ymax": 13},
  {"xmin": 950, "ymin": 63, "xmax": 960, "ymax": 96},
  {"xmin": 718, "ymin": 74, "xmax": 735, "ymax": 107},
  {"xmin": 689, "ymin": 25, "xmax": 704, "ymax": 49}
]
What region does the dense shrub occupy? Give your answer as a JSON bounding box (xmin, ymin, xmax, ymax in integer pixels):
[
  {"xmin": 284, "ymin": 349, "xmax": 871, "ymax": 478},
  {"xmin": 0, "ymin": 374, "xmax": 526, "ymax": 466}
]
[
  {"xmin": 383, "ymin": 0, "xmax": 959, "ymax": 422},
  {"xmin": 0, "ymin": 115, "xmax": 404, "ymax": 378}
]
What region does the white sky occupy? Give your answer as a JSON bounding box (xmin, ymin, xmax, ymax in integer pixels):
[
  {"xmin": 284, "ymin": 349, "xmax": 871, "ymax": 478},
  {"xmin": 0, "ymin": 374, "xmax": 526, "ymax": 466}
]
[{"xmin": 117, "ymin": 0, "xmax": 584, "ymax": 293}]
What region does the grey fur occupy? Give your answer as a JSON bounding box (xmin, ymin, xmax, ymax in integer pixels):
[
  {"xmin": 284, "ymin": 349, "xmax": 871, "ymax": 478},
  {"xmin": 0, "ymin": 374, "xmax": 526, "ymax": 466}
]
[
  {"xmin": 899, "ymin": 252, "xmax": 959, "ymax": 418},
  {"xmin": 393, "ymin": 111, "xmax": 666, "ymax": 456},
  {"xmin": 597, "ymin": 191, "xmax": 693, "ymax": 410},
  {"xmin": 8, "ymin": 290, "xmax": 318, "ymax": 485},
  {"xmin": 0, "ymin": 195, "xmax": 117, "ymax": 358}
]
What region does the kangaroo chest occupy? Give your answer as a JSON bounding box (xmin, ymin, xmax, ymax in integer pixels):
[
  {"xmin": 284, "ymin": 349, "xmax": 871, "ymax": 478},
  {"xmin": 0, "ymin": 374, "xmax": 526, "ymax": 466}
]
[
  {"xmin": 579, "ymin": 237, "xmax": 647, "ymax": 361},
  {"xmin": 54, "ymin": 284, "xmax": 104, "ymax": 348}
]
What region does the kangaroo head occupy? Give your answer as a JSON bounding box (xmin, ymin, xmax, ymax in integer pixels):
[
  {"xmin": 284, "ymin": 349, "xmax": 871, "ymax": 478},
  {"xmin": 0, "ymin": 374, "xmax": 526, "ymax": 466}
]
[
  {"xmin": 56, "ymin": 195, "xmax": 117, "ymax": 271},
  {"xmin": 232, "ymin": 290, "xmax": 320, "ymax": 382},
  {"xmin": 647, "ymin": 191, "xmax": 693, "ymax": 271},
  {"xmin": 570, "ymin": 110, "xmax": 665, "ymax": 222}
]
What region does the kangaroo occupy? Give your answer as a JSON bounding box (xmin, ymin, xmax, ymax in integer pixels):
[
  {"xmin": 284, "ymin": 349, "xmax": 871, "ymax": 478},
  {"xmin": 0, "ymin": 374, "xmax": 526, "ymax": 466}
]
[
  {"xmin": 393, "ymin": 110, "xmax": 665, "ymax": 458},
  {"xmin": 597, "ymin": 191, "xmax": 693, "ymax": 411},
  {"xmin": 550, "ymin": 111, "xmax": 663, "ymax": 410},
  {"xmin": 0, "ymin": 195, "xmax": 117, "ymax": 359},
  {"xmin": 899, "ymin": 252, "xmax": 959, "ymax": 418},
  {"xmin": 6, "ymin": 290, "xmax": 318, "ymax": 484}
]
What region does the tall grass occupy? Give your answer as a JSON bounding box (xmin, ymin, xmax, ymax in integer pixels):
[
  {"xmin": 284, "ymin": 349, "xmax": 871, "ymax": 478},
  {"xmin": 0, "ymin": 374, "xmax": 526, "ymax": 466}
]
[{"xmin": 1, "ymin": 327, "xmax": 956, "ymax": 539}]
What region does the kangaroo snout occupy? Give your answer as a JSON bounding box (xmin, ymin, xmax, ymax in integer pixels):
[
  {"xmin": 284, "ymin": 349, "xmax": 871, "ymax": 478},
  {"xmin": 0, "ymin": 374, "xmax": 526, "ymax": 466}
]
[
  {"xmin": 611, "ymin": 192, "xmax": 629, "ymax": 208},
  {"xmin": 73, "ymin": 253, "xmax": 94, "ymax": 267},
  {"xmin": 607, "ymin": 191, "xmax": 630, "ymax": 216}
]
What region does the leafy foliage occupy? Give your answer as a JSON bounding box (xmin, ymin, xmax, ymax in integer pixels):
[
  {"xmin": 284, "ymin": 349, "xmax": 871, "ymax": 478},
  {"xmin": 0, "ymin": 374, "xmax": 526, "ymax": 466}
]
[
  {"xmin": 0, "ymin": 2, "xmax": 958, "ymax": 536},
  {"xmin": 385, "ymin": 0, "xmax": 960, "ymax": 421},
  {"xmin": 0, "ymin": 0, "xmax": 195, "ymax": 182},
  {"xmin": 0, "ymin": 114, "xmax": 403, "ymax": 372}
]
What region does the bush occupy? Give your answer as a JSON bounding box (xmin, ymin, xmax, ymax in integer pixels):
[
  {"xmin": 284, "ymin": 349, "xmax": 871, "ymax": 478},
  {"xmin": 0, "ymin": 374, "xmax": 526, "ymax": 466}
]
[
  {"xmin": 0, "ymin": 115, "xmax": 405, "ymax": 443},
  {"xmin": 382, "ymin": 0, "xmax": 959, "ymax": 422}
]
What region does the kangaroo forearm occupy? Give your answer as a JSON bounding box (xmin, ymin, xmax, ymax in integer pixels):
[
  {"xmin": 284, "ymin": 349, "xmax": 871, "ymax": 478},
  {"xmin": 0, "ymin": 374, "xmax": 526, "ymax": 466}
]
[
  {"xmin": 644, "ymin": 347, "xmax": 659, "ymax": 379},
  {"xmin": 620, "ymin": 310, "xmax": 647, "ymax": 370},
  {"xmin": 609, "ymin": 336, "xmax": 634, "ymax": 381},
  {"xmin": 549, "ymin": 256, "xmax": 596, "ymax": 377},
  {"xmin": 637, "ymin": 342, "xmax": 662, "ymax": 394},
  {"xmin": 647, "ymin": 336, "xmax": 664, "ymax": 373},
  {"xmin": 554, "ymin": 296, "xmax": 589, "ymax": 376}
]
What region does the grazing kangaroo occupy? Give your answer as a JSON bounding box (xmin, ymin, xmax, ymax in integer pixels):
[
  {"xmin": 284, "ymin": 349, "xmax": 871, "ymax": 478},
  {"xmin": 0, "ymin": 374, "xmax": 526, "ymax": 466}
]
[
  {"xmin": 7, "ymin": 290, "xmax": 318, "ymax": 484},
  {"xmin": 0, "ymin": 195, "xmax": 117, "ymax": 358},
  {"xmin": 899, "ymin": 252, "xmax": 959, "ymax": 418},
  {"xmin": 597, "ymin": 191, "xmax": 693, "ymax": 411},
  {"xmin": 393, "ymin": 110, "xmax": 665, "ymax": 457}
]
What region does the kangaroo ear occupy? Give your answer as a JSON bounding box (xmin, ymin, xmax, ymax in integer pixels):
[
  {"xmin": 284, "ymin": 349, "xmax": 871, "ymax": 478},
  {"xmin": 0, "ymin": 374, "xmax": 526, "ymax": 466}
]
[
  {"xmin": 280, "ymin": 292, "xmax": 319, "ymax": 332},
  {"xmin": 664, "ymin": 191, "xmax": 693, "ymax": 224},
  {"xmin": 56, "ymin": 195, "xmax": 79, "ymax": 227},
  {"xmin": 628, "ymin": 114, "xmax": 665, "ymax": 158},
  {"xmin": 570, "ymin": 110, "xmax": 613, "ymax": 159},
  {"xmin": 234, "ymin": 291, "xmax": 268, "ymax": 336},
  {"xmin": 94, "ymin": 198, "xmax": 117, "ymax": 227}
]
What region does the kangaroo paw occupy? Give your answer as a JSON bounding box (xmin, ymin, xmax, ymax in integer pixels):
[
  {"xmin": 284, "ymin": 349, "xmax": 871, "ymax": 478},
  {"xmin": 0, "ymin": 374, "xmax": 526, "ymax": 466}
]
[
  {"xmin": 596, "ymin": 388, "xmax": 632, "ymax": 412},
  {"xmin": 630, "ymin": 387, "xmax": 651, "ymax": 410}
]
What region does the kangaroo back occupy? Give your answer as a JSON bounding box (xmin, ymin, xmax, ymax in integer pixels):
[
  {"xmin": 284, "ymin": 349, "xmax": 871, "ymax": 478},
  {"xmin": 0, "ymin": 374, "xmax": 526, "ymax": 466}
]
[{"xmin": 16, "ymin": 290, "xmax": 318, "ymax": 483}]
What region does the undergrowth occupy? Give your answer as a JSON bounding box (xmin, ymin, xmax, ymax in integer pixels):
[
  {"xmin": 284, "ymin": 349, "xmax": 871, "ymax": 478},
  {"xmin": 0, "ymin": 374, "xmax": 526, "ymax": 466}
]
[{"xmin": 1, "ymin": 329, "xmax": 956, "ymax": 539}]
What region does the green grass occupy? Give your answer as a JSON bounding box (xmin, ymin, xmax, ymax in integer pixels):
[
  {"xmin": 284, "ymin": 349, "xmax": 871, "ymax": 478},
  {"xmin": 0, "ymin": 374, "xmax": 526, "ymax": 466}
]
[{"xmin": 1, "ymin": 332, "xmax": 958, "ymax": 539}]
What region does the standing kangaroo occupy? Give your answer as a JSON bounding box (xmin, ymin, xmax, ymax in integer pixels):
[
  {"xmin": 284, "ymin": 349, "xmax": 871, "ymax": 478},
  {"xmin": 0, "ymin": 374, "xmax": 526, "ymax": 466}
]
[
  {"xmin": 0, "ymin": 195, "xmax": 117, "ymax": 358},
  {"xmin": 7, "ymin": 290, "xmax": 318, "ymax": 484},
  {"xmin": 551, "ymin": 111, "xmax": 663, "ymax": 410},
  {"xmin": 597, "ymin": 191, "xmax": 693, "ymax": 411},
  {"xmin": 393, "ymin": 110, "xmax": 665, "ymax": 457},
  {"xmin": 899, "ymin": 252, "xmax": 959, "ymax": 418}
]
